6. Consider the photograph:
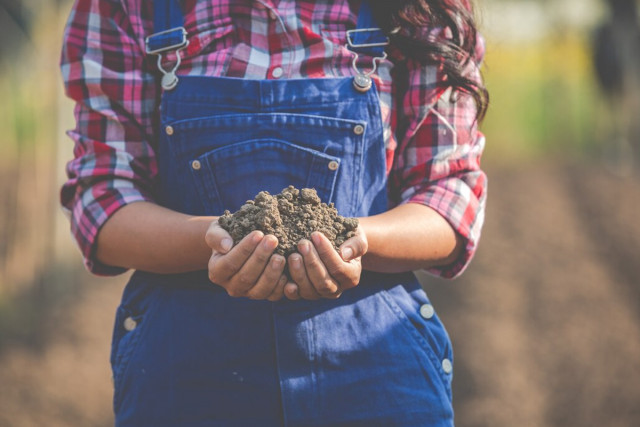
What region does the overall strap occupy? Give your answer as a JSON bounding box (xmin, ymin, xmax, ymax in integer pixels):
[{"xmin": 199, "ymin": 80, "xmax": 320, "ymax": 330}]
[
  {"xmin": 347, "ymin": 0, "xmax": 388, "ymax": 57},
  {"xmin": 347, "ymin": 0, "xmax": 389, "ymax": 92},
  {"xmin": 146, "ymin": 0, "xmax": 385, "ymax": 56},
  {"xmin": 356, "ymin": 0, "xmax": 377, "ymax": 29},
  {"xmin": 154, "ymin": 0, "xmax": 184, "ymax": 33},
  {"xmin": 145, "ymin": 0, "xmax": 187, "ymax": 55}
]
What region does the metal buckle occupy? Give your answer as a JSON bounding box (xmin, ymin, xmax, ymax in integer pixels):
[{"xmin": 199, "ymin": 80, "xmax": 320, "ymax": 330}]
[
  {"xmin": 346, "ymin": 28, "xmax": 389, "ymax": 51},
  {"xmin": 345, "ymin": 29, "xmax": 388, "ymax": 93},
  {"xmin": 144, "ymin": 27, "xmax": 189, "ymax": 91},
  {"xmin": 145, "ymin": 27, "xmax": 188, "ymax": 55}
]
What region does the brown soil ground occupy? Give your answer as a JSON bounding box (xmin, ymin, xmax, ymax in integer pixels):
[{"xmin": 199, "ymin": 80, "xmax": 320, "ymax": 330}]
[
  {"xmin": 219, "ymin": 186, "xmax": 357, "ymax": 257},
  {"xmin": 1, "ymin": 158, "xmax": 639, "ymax": 427}
]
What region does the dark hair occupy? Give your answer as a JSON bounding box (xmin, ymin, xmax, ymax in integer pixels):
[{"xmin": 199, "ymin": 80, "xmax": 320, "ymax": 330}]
[{"xmin": 370, "ymin": 0, "xmax": 489, "ymax": 120}]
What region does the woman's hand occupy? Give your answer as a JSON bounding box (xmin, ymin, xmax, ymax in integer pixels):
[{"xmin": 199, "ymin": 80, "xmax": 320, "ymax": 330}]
[
  {"xmin": 285, "ymin": 227, "xmax": 368, "ymax": 300},
  {"xmin": 205, "ymin": 221, "xmax": 288, "ymax": 301}
]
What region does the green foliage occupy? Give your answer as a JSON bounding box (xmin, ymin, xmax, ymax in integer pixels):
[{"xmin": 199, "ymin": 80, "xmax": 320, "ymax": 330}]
[{"xmin": 481, "ymin": 33, "xmax": 601, "ymax": 162}]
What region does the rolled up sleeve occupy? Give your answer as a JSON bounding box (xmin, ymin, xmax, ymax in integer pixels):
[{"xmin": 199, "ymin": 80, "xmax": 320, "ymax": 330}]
[
  {"xmin": 60, "ymin": 0, "xmax": 158, "ymax": 275},
  {"xmin": 390, "ymin": 52, "xmax": 487, "ymax": 279}
]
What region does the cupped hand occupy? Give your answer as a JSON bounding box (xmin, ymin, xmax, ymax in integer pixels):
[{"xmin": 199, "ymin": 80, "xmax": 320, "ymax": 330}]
[
  {"xmin": 285, "ymin": 227, "xmax": 368, "ymax": 300},
  {"xmin": 205, "ymin": 221, "xmax": 288, "ymax": 301}
]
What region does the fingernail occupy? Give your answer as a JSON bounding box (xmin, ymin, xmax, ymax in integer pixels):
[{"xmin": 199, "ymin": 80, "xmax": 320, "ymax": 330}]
[
  {"xmin": 285, "ymin": 283, "xmax": 299, "ymax": 299},
  {"xmin": 291, "ymin": 255, "xmax": 301, "ymax": 268},
  {"xmin": 262, "ymin": 236, "xmax": 276, "ymax": 250},
  {"xmin": 221, "ymin": 238, "xmax": 233, "ymax": 252},
  {"xmin": 299, "ymin": 241, "xmax": 310, "ymax": 255},
  {"xmin": 271, "ymin": 257, "xmax": 283, "ymax": 270},
  {"xmin": 311, "ymin": 232, "xmax": 322, "ymax": 244},
  {"xmin": 342, "ymin": 247, "xmax": 353, "ymax": 261}
]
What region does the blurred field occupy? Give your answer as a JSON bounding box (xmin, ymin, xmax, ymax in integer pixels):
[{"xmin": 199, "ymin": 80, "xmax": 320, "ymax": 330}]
[
  {"xmin": 1, "ymin": 1, "xmax": 639, "ymax": 426},
  {"xmin": 421, "ymin": 160, "xmax": 640, "ymax": 427},
  {"xmin": 482, "ymin": 33, "xmax": 601, "ymax": 159}
]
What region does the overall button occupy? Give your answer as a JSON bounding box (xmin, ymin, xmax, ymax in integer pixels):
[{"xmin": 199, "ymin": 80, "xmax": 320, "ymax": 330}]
[
  {"xmin": 419, "ymin": 303, "xmax": 434, "ymax": 319},
  {"xmin": 353, "ymin": 74, "xmax": 372, "ymax": 92},
  {"xmin": 165, "ymin": 125, "xmax": 174, "ymax": 135},
  {"xmin": 442, "ymin": 358, "xmax": 453, "ymax": 374},
  {"xmin": 353, "ymin": 124, "xmax": 365, "ymax": 135},
  {"xmin": 271, "ymin": 67, "xmax": 284, "ymax": 78},
  {"xmin": 191, "ymin": 160, "xmax": 202, "ymax": 170},
  {"xmin": 123, "ymin": 316, "xmax": 137, "ymax": 332},
  {"xmin": 328, "ymin": 160, "xmax": 339, "ymax": 171}
]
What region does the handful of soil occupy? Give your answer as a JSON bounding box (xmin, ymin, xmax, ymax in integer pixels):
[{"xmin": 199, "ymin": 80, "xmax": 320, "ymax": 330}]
[{"xmin": 218, "ymin": 186, "xmax": 358, "ymax": 257}]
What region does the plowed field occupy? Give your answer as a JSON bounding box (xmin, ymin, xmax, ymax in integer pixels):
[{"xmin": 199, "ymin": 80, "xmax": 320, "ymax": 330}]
[{"xmin": 1, "ymin": 159, "xmax": 639, "ymax": 427}]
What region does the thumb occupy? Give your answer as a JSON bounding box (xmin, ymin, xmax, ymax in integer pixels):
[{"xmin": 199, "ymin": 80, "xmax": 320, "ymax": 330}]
[{"xmin": 205, "ymin": 221, "xmax": 234, "ymax": 253}]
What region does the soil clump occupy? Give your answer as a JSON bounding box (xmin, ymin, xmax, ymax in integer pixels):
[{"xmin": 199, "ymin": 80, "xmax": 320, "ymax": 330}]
[{"xmin": 218, "ymin": 186, "xmax": 358, "ymax": 257}]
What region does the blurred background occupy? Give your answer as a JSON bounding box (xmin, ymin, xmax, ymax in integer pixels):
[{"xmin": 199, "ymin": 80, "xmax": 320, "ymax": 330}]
[{"xmin": 1, "ymin": 0, "xmax": 639, "ymax": 426}]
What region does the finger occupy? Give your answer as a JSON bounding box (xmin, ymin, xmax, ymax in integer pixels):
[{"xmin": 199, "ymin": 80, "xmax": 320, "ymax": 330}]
[
  {"xmin": 299, "ymin": 239, "xmax": 340, "ymax": 297},
  {"xmin": 230, "ymin": 234, "xmax": 278, "ymax": 296},
  {"xmin": 267, "ymin": 274, "xmax": 289, "ymax": 302},
  {"xmin": 211, "ymin": 231, "xmax": 263, "ymax": 284},
  {"xmin": 245, "ymin": 253, "xmax": 286, "ymax": 300},
  {"xmin": 311, "ymin": 232, "xmax": 360, "ymax": 292},
  {"xmin": 287, "ymin": 253, "xmax": 321, "ymax": 300},
  {"xmin": 205, "ymin": 221, "xmax": 234, "ymax": 254},
  {"xmin": 338, "ymin": 232, "xmax": 368, "ymax": 262},
  {"xmin": 284, "ymin": 281, "xmax": 300, "ymax": 300}
]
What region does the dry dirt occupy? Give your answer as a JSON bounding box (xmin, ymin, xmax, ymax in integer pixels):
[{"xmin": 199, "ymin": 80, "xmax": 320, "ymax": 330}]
[
  {"xmin": 219, "ymin": 186, "xmax": 358, "ymax": 257},
  {"xmin": 1, "ymin": 158, "xmax": 639, "ymax": 427}
]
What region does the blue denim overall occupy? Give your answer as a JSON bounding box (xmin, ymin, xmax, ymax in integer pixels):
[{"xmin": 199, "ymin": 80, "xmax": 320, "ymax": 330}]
[{"xmin": 110, "ymin": 1, "xmax": 454, "ymax": 426}]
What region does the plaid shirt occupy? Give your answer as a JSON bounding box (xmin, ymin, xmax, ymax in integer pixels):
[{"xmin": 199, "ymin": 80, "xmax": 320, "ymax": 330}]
[{"xmin": 60, "ymin": 0, "xmax": 487, "ymax": 278}]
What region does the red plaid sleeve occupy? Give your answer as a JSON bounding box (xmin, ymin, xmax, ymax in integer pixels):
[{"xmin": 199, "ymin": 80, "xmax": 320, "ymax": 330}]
[
  {"xmin": 60, "ymin": 0, "xmax": 158, "ymax": 275},
  {"xmin": 389, "ymin": 43, "xmax": 487, "ymax": 279}
]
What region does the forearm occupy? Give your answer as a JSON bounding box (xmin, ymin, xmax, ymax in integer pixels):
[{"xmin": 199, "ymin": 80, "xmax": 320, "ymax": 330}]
[
  {"xmin": 358, "ymin": 203, "xmax": 463, "ymax": 273},
  {"xmin": 96, "ymin": 202, "xmax": 214, "ymax": 274}
]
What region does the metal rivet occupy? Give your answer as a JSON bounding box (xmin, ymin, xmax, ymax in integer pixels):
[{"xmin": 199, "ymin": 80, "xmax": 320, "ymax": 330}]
[
  {"xmin": 161, "ymin": 73, "xmax": 179, "ymax": 91},
  {"xmin": 353, "ymin": 74, "xmax": 372, "ymax": 92},
  {"xmin": 191, "ymin": 160, "xmax": 201, "ymax": 170},
  {"xmin": 123, "ymin": 316, "xmax": 137, "ymax": 332},
  {"xmin": 272, "ymin": 67, "xmax": 284, "ymax": 79},
  {"xmin": 442, "ymin": 358, "xmax": 453, "ymax": 374},
  {"xmin": 353, "ymin": 124, "xmax": 365, "ymax": 135},
  {"xmin": 165, "ymin": 125, "xmax": 174, "ymax": 135},
  {"xmin": 420, "ymin": 303, "xmax": 435, "ymax": 319},
  {"xmin": 328, "ymin": 160, "xmax": 339, "ymax": 171}
]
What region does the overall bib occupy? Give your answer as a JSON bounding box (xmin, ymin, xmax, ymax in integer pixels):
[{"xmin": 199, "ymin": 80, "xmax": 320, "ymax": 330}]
[{"xmin": 110, "ymin": 1, "xmax": 455, "ymax": 426}]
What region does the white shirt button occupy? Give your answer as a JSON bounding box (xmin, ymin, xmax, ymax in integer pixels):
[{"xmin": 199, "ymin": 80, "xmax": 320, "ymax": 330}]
[
  {"xmin": 271, "ymin": 67, "xmax": 284, "ymax": 78},
  {"xmin": 123, "ymin": 316, "xmax": 137, "ymax": 332},
  {"xmin": 442, "ymin": 358, "xmax": 453, "ymax": 374},
  {"xmin": 419, "ymin": 303, "xmax": 434, "ymax": 319}
]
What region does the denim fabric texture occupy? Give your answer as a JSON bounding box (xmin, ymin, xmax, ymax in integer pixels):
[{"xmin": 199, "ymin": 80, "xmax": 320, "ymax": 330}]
[
  {"xmin": 110, "ymin": 1, "xmax": 455, "ymax": 426},
  {"xmin": 112, "ymin": 271, "xmax": 454, "ymax": 426}
]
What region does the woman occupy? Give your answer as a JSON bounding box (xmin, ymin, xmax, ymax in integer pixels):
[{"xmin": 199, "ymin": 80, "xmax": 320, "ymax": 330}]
[{"xmin": 61, "ymin": 0, "xmax": 488, "ymax": 425}]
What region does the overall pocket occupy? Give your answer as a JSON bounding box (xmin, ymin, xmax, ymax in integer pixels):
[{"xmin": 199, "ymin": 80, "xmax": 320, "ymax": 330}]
[
  {"xmin": 166, "ymin": 112, "xmax": 365, "ymax": 215},
  {"xmin": 111, "ymin": 306, "xmax": 147, "ymax": 413},
  {"xmin": 304, "ymin": 282, "xmax": 454, "ymax": 422},
  {"xmin": 377, "ymin": 285, "xmax": 454, "ymax": 398},
  {"xmin": 190, "ymin": 138, "xmax": 341, "ymax": 214}
]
